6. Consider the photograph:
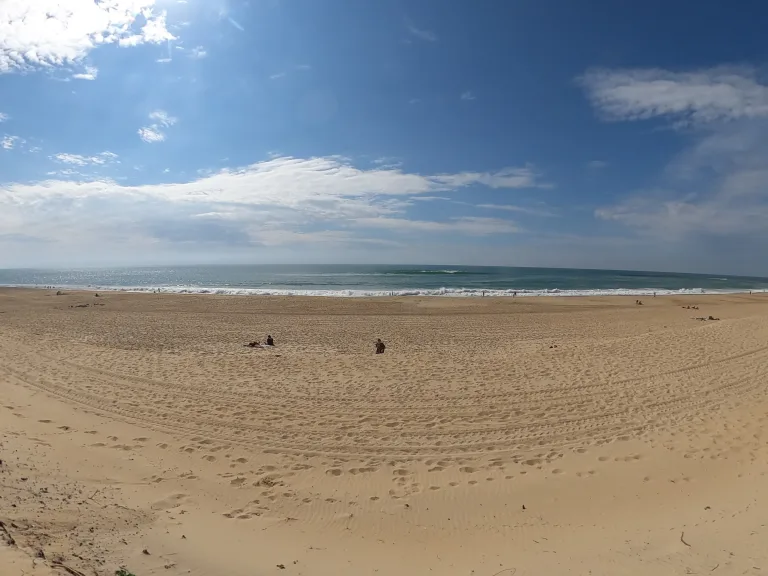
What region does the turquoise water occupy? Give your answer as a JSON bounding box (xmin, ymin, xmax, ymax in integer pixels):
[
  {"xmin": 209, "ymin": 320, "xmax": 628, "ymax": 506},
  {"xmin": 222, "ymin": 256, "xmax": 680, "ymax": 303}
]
[{"xmin": 1, "ymin": 265, "xmax": 767, "ymax": 297}]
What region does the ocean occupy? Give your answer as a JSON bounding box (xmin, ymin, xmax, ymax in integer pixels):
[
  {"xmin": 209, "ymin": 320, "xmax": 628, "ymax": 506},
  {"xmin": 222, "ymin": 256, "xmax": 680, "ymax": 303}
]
[{"xmin": 1, "ymin": 265, "xmax": 767, "ymax": 297}]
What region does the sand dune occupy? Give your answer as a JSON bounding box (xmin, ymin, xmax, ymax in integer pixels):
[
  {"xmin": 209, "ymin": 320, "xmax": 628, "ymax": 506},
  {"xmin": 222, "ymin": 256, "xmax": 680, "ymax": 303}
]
[{"xmin": 2, "ymin": 289, "xmax": 768, "ymax": 575}]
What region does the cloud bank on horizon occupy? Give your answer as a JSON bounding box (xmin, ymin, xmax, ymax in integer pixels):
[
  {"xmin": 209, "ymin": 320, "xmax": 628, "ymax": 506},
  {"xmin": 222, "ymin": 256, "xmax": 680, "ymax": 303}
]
[{"xmin": 1, "ymin": 0, "xmax": 767, "ymax": 275}]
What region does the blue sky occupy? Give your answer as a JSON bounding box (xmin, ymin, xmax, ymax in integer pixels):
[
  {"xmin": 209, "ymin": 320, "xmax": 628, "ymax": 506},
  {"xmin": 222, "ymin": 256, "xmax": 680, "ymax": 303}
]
[{"xmin": 2, "ymin": 0, "xmax": 768, "ymax": 274}]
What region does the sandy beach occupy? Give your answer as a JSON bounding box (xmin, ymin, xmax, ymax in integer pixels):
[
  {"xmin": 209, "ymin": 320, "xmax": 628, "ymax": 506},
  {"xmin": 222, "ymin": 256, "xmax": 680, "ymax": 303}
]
[{"xmin": 2, "ymin": 288, "xmax": 768, "ymax": 575}]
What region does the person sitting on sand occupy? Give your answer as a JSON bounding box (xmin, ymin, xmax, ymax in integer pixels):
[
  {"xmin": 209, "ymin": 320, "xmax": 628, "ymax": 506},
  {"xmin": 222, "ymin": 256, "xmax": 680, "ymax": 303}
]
[
  {"xmin": 266, "ymin": 335, "xmax": 274, "ymax": 346},
  {"xmin": 375, "ymin": 339, "xmax": 386, "ymax": 354}
]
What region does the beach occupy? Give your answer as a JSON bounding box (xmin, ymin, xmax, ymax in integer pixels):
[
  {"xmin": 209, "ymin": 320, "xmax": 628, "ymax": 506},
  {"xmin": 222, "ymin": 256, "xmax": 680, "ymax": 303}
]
[{"xmin": 2, "ymin": 288, "xmax": 768, "ymax": 575}]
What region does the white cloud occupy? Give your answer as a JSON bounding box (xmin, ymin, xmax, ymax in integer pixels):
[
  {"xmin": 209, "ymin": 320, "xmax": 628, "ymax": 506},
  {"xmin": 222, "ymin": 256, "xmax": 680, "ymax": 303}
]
[
  {"xmin": 270, "ymin": 72, "xmax": 286, "ymax": 80},
  {"xmin": 138, "ymin": 127, "xmax": 165, "ymax": 143},
  {"xmin": 0, "ymin": 156, "xmax": 543, "ymax": 251},
  {"xmin": 584, "ymin": 67, "xmax": 768, "ymax": 243},
  {"xmin": 72, "ymin": 65, "xmax": 98, "ymax": 80},
  {"xmin": 190, "ymin": 46, "xmax": 207, "ymax": 59},
  {"xmin": 580, "ymin": 67, "xmax": 768, "ymax": 125},
  {"xmin": 2, "ymin": 135, "xmax": 19, "ymax": 150},
  {"xmin": 227, "ymin": 17, "xmax": 244, "ymax": 32},
  {"xmin": 433, "ymin": 166, "xmax": 548, "ymax": 189},
  {"xmin": 149, "ymin": 109, "xmax": 177, "ymax": 127},
  {"xmin": 406, "ymin": 20, "xmax": 437, "ymax": 42},
  {"xmin": 52, "ymin": 151, "xmax": 118, "ymax": 166},
  {"xmin": 354, "ymin": 216, "xmax": 520, "ymax": 235},
  {"xmin": 0, "ymin": 113, "xmax": 8, "ymax": 122},
  {"xmin": 476, "ymin": 204, "xmax": 555, "ymax": 217},
  {"xmin": 138, "ymin": 109, "xmax": 176, "ymax": 143},
  {"xmin": 0, "ymin": 1, "xmax": 177, "ymax": 74},
  {"xmin": 461, "ymin": 91, "xmax": 476, "ymax": 101}
]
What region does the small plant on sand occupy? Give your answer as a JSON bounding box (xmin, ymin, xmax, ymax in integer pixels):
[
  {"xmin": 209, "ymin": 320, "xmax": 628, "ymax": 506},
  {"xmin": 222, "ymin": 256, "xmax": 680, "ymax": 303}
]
[{"xmin": 115, "ymin": 569, "xmax": 136, "ymax": 576}]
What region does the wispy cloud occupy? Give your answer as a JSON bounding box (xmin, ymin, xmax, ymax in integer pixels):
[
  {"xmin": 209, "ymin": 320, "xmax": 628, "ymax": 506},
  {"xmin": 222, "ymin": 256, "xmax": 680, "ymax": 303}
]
[
  {"xmin": 138, "ymin": 110, "xmax": 177, "ymax": 143},
  {"xmin": 0, "ymin": 155, "xmax": 545, "ymax": 250},
  {"xmin": 0, "ymin": 1, "xmax": 176, "ymax": 74},
  {"xmin": 72, "ymin": 66, "xmax": 98, "ymax": 80},
  {"xmin": 461, "ymin": 91, "xmax": 476, "ymax": 101},
  {"xmin": 0, "ymin": 112, "xmax": 8, "ymax": 122},
  {"xmin": 149, "ymin": 110, "xmax": 177, "ymax": 127},
  {"xmin": 189, "ymin": 46, "xmax": 207, "ymax": 59},
  {"xmin": 354, "ymin": 216, "xmax": 520, "ymax": 235},
  {"xmin": 138, "ymin": 127, "xmax": 166, "ymax": 143},
  {"xmin": 406, "ymin": 19, "xmax": 437, "ymax": 42},
  {"xmin": 476, "ymin": 204, "xmax": 556, "ymax": 217},
  {"xmin": 584, "ymin": 66, "xmax": 768, "ymax": 243},
  {"xmin": 587, "ymin": 160, "xmax": 608, "ymax": 169},
  {"xmin": 579, "ymin": 66, "xmax": 768, "ymax": 125},
  {"xmin": 269, "ymin": 72, "xmax": 287, "ymax": 80},
  {"xmin": 2, "ymin": 135, "xmax": 19, "ymax": 150},
  {"xmin": 51, "ymin": 151, "xmax": 118, "ymax": 166},
  {"xmin": 228, "ymin": 17, "xmax": 245, "ymax": 32}
]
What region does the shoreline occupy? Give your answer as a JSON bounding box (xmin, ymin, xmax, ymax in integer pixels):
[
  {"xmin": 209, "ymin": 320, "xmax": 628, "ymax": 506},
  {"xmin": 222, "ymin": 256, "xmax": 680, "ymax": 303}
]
[{"xmin": 1, "ymin": 283, "xmax": 765, "ymax": 298}]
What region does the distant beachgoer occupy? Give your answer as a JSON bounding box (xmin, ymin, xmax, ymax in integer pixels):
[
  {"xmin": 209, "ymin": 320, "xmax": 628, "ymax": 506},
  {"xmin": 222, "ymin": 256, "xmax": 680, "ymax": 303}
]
[
  {"xmin": 653, "ymin": 292, "xmax": 656, "ymax": 298},
  {"xmin": 513, "ymin": 291, "xmax": 517, "ymax": 297},
  {"xmin": 245, "ymin": 341, "xmax": 260, "ymax": 348},
  {"xmin": 375, "ymin": 339, "xmax": 386, "ymax": 354},
  {"xmin": 266, "ymin": 335, "xmax": 274, "ymax": 346}
]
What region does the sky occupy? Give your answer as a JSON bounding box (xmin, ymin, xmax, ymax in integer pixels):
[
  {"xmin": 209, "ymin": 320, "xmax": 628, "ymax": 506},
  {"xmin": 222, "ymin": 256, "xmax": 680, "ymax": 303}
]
[{"xmin": 1, "ymin": 0, "xmax": 768, "ymax": 275}]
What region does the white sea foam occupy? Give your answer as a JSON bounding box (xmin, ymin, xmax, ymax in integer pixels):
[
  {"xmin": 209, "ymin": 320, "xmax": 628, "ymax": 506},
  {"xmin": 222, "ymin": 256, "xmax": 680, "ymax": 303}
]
[{"xmin": 4, "ymin": 283, "xmax": 763, "ymax": 298}]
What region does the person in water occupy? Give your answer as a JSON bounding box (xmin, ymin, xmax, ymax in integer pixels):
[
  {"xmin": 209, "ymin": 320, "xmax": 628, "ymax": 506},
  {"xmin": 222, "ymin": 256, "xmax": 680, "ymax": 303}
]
[
  {"xmin": 266, "ymin": 335, "xmax": 274, "ymax": 346},
  {"xmin": 375, "ymin": 339, "xmax": 386, "ymax": 354}
]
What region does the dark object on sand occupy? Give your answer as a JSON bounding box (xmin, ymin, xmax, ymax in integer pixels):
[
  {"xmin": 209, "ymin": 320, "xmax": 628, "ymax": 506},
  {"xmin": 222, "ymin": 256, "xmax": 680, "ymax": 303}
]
[
  {"xmin": 56, "ymin": 290, "xmax": 63, "ymax": 296},
  {"xmin": 375, "ymin": 339, "xmax": 386, "ymax": 354},
  {"xmin": 635, "ymin": 300, "xmax": 643, "ymax": 305},
  {"xmin": 266, "ymin": 335, "xmax": 274, "ymax": 346},
  {"xmin": 245, "ymin": 341, "xmax": 260, "ymax": 347},
  {"xmin": 708, "ymin": 315, "xmax": 720, "ymax": 321}
]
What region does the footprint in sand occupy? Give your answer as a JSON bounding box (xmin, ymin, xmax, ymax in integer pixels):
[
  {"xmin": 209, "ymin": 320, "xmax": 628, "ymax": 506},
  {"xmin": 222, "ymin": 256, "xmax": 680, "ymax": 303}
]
[{"xmin": 151, "ymin": 493, "xmax": 188, "ymax": 511}]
